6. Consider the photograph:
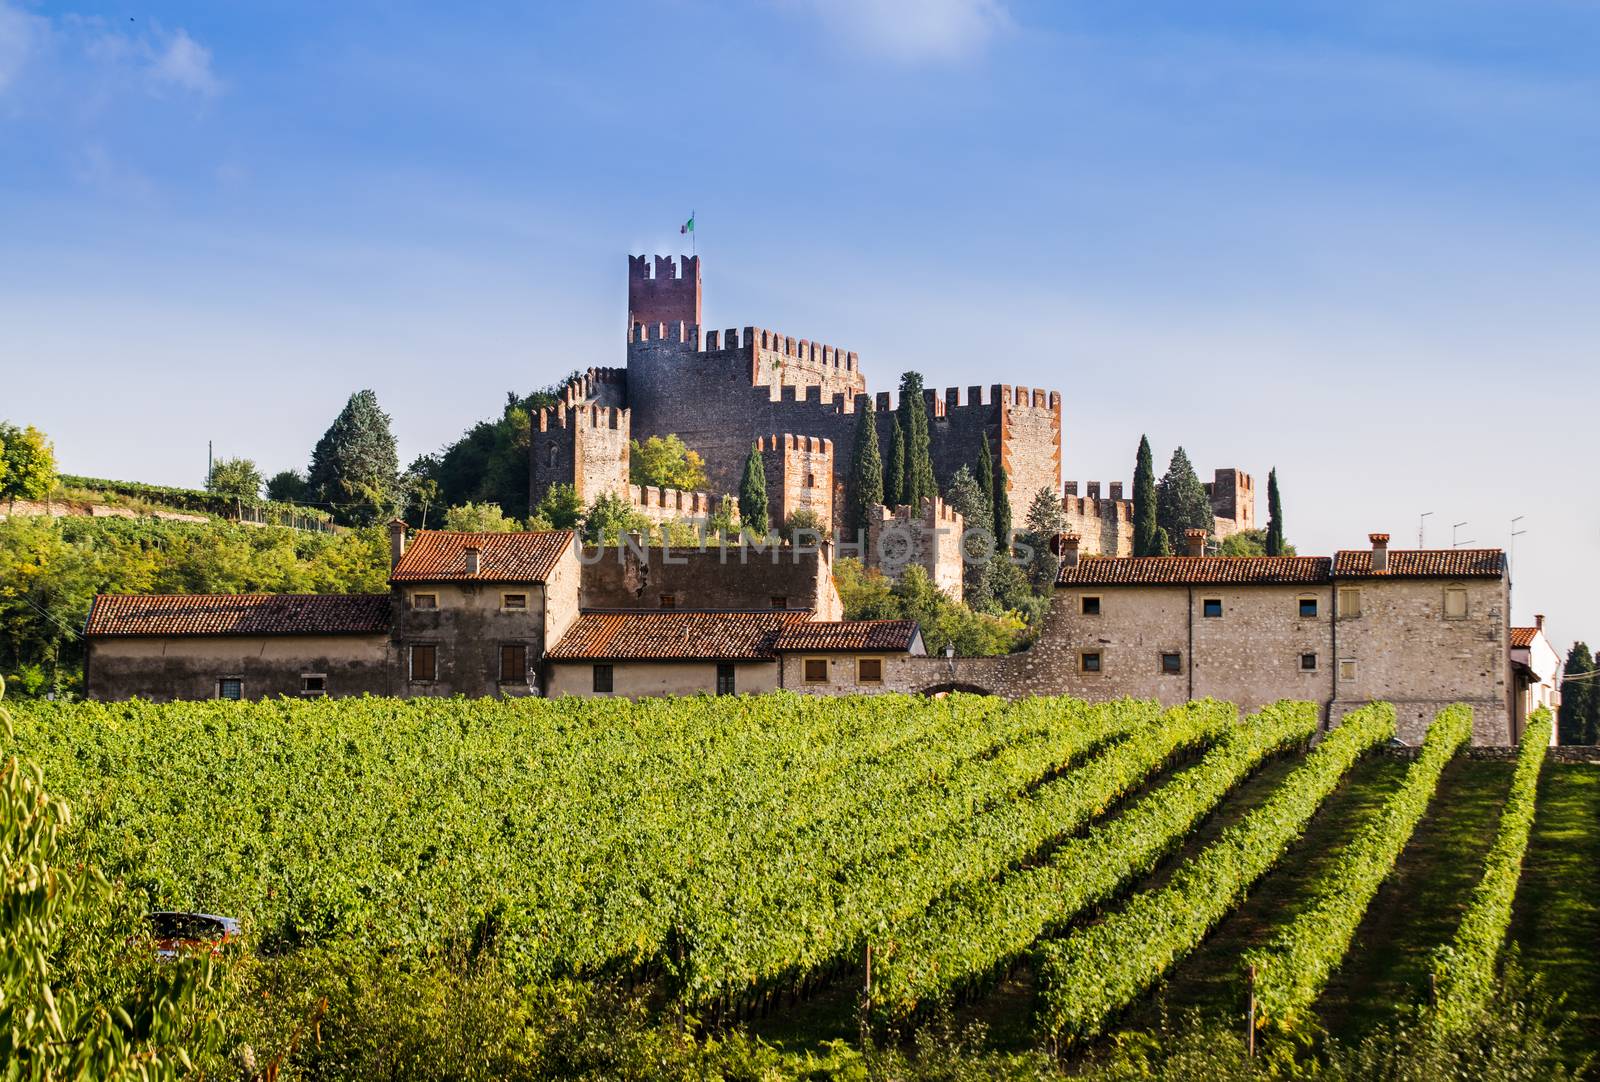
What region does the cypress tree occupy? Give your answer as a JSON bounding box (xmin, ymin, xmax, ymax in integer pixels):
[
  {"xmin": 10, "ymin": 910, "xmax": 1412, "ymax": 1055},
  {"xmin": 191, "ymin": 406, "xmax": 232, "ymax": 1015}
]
[
  {"xmin": 845, "ymin": 400, "xmax": 884, "ymax": 539},
  {"xmin": 977, "ymin": 432, "xmax": 996, "ymax": 512},
  {"xmin": 1132, "ymin": 435, "xmax": 1158, "ymax": 556},
  {"xmin": 993, "ymin": 465, "xmax": 1012, "ymax": 553},
  {"xmin": 1155, "ymin": 446, "xmax": 1215, "ymax": 548},
  {"xmin": 1150, "ymin": 525, "xmax": 1172, "ymax": 557},
  {"xmin": 1558, "ymin": 643, "xmax": 1595, "ymax": 746},
  {"xmin": 898, "ymin": 372, "xmax": 936, "ymax": 508},
  {"xmin": 307, "ymin": 389, "xmax": 401, "ymax": 526},
  {"xmin": 739, "ymin": 443, "xmax": 769, "ymax": 537},
  {"xmin": 1265, "ymin": 467, "xmax": 1285, "ymax": 557},
  {"xmin": 885, "ymin": 420, "xmax": 906, "ymax": 508}
]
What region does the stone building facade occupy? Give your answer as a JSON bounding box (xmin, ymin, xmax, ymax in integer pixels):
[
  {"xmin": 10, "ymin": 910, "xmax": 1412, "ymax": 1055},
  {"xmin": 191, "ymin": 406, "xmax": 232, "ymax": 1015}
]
[{"xmin": 861, "ymin": 497, "xmax": 967, "ymax": 598}]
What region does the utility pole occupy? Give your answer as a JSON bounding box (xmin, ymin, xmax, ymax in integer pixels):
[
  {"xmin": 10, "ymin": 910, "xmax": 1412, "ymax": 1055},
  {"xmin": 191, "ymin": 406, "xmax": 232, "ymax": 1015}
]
[
  {"xmin": 207, "ymin": 440, "xmax": 213, "ymax": 487},
  {"xmin": 1419, "ymin": 511, "xmax": 1433, "ymax": 548}
]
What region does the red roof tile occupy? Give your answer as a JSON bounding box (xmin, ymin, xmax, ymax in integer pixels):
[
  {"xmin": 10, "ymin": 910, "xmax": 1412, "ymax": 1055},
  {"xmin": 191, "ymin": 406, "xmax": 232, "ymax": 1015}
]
[
  {"xmin": 391, "ymin": 530, "xmax": 572, "ymax": 583},
  {"xmin": 1333, "ymin": 549, "xmax": 1504, "ymax": 579},
  {"xmin": 547, "ymin": 611, "xmax": 813, "ymax": 662},
  {"xmin": 773, "ymin": 620, "xmax": 922, "ymax": 653},
  {"xmin": 86, "ymin": 594, "xmax": 391, "ymax": 637},
  {"xmin": 1057, "ymin": 556, "xmax": 1332, "ymax": 587},
  {"xmin": 1510, "ymin": 627, "xmax": 1538, "ymax": 649}
]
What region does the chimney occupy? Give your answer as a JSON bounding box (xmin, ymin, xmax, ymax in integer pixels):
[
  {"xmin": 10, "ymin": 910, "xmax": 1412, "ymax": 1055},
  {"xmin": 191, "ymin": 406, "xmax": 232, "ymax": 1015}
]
[
  {"xmin": 388, "ymin": 519, "xmax": 407, "ymax": 570},
  {"xmin": 1058, "ymin": 533, "xmax": 1081, "ymax": 568},
  {"xmin": 1369, "ymin": 533, "xmax": 1390, "ymax": 573},
  {"xmin": 1535, "ymin": 614, "xmax": 1545, "ymax": 632},
  {"xmin": 464, "ymin": 545, "xmax": 481, "ymax": 576},
  {"xmin": 1185, "ymin": 528, "xmax": 1206, "ymax": 557}
]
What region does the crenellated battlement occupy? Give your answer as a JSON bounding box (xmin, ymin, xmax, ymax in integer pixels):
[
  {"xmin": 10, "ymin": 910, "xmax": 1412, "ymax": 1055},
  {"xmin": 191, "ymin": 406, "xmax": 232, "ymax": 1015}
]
[
  {"xmin": 551, "ymin": 366, "xmax": 627, "ymax": 410},
  {"xmin": 869, "ymin": 383, "xmax": 1064, "ymax": 416},
  {"xmin": 627, "ymin": 254, "xmax": 701, "ymax": 329},
  {"xmin": 535, "ymin": 403, "xmax": 630, "ymax": 433},
  {"xmin": 628, "ymin": 254, "xmax": 699, "ymax": 283},
  {"xmin": 756, "ymin": 433, "xmax": 833, "ymax": 456},
  {"xmin": 630, "ymin": 321, "xmax": 862, "ymax": 376}
]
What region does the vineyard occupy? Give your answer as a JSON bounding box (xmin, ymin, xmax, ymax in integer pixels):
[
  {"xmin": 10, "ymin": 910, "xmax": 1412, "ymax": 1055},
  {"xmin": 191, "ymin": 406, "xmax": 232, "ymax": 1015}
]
[{"xmin": 5, "ymin": 691, "xmax": 1595, "ymax": 1079}]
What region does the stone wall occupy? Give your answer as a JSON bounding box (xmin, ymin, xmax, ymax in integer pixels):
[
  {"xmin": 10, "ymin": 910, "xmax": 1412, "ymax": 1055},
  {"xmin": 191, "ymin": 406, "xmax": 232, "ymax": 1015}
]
[
  {"xmin": 863, "ymin": 497, "xmax": 966, "ymax": 598},
  {"xmin": 546, "ymin": 659, "xmax": 777, "ymax": 698},
  {"xmin": 1062, "ymin": 484, "xmax": 1134, "ymax": 556},
  {"xmin": 85, "ymin": 634, "xmax": 392, "ymax": 701},
  {"xmin": 391, "ymin": 581, "xmax": 550, "ymax": 698},
  {"xmin": 1, "ymin": 500, "xmax": 210, "ymax": 525},
  {"xmin": 578, "ymin": 543, "xmax": 843, "ymax": 619},
  {"xmin": 531, "ymin": 403, "xmax": 631, "ymax": 507},
  {"xmin": 627, "ymin": 254, "xmax": 701, "ymax": 329},
  {"xmin": 758, "ymin": 434, "xmax": 833, "ymax": 531}
]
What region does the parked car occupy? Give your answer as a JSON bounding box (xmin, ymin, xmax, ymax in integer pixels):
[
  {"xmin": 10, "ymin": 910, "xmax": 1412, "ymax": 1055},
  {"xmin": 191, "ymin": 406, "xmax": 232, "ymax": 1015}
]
[{"xmin": 148, "ymin": 911, "xmax": 241, "ymax": 959}]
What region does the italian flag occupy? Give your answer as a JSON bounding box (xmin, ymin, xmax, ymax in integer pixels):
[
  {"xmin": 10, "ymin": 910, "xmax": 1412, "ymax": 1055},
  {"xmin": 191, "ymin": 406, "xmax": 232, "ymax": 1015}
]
[{"xmin": 681, "ymin": 213, "xmax": 694, "ymax": 234}]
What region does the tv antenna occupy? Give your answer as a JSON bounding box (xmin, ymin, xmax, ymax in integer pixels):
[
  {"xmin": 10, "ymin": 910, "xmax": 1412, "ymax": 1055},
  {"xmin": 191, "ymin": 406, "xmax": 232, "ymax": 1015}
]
[
  {"xmin": 1452, "ymin": 521, "xmax": 1473, "ymax": 548},
  {"xmin": 1418, "ymin": 511, "xmax": 1433, "ymax": 548}
]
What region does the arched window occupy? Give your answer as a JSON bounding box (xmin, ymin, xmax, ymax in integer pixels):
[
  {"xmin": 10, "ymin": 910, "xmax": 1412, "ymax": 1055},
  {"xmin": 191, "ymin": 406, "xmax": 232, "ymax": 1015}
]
[{"xmin": 546, "ymin": 442, "xmax": 559, "ymax": 468}]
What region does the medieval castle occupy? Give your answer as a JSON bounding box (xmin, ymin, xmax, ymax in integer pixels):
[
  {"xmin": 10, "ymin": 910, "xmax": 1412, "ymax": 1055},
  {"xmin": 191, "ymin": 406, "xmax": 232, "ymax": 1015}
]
[{"xmin": 530, "ymin": 255, "xmax": 1257, "ymax": 580}]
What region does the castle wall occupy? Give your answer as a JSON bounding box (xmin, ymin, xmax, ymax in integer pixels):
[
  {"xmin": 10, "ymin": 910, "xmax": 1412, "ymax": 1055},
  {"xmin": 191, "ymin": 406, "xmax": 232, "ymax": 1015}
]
[
  {"xmin": 579, "ymin": 544, "xmax": 842, "ymax": 619},
  {"xmin": 862, "ymin": 497, "xmax": 966, "ymax": 598},
  {"xmin": 1206, "ymin": 469, "xmax": 1256, "ymax": 538},
  {"xmin": 758, "ymin": 434, "xmax": 834, "ymax": 530},
  {"xmin": 531, "ymin": 404, "xmax": 631, "ymax": 508},
  {"xmin": 627, "ymin": 255, "xmax": 701, "ymax": 329}
]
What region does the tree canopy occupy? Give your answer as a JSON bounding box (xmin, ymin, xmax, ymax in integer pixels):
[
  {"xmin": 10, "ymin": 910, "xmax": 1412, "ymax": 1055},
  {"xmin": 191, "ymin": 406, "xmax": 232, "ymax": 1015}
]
[
  {"xmin": 629, "ymin": 435, "xmax": 708, "ymax": 492},
  {"xmin": 205, "ymin": 456, "xmax": 263, "ymax": 502},
  {"xmin": 307, "ymin": 390, "xmax": 401, "ymax": 526},
  {"xmin": 884, "ymin": 421, "xmax": 906, "ymax": 509},
  {"xmin": 1266, "ymin": 467, "xmax": 1286, "ymax": 556},
  {"xmin": 844, "ymin": 401, "xmax": 884, "ymax": 541},
  {"xmin": 897, "ymin": 372, "xmax": 937, "ymax": 509},
  {"xmin": 1132, "ymin": 435, "xmax": 1159, "ymax": 557},
  {"xmin": 443, "ymin": 502, "xmax": 524, "ymax": 532},
  {"xmin": 0, "ymin": 423, "xmax": 57, "ymax": 507},
  {"xmin": 1558, "ymin": 642, "xmax": 1597, "ymax": 746},
  {"xmin": 738, "ymin": 443, "xmax": 769, "ymax": 537},
  {"xmin": 1155, "ymin": 446, "xmax": 1215, "ymax": 549}
]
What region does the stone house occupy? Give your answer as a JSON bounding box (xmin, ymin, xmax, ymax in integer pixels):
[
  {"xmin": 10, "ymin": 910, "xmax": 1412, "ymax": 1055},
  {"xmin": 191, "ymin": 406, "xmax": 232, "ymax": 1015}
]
[
  {"xmin": 1510, "ymin": 616, "xmax": 1561, "ymax": 743},
  {"xmin": 83, "ymin": 593, "xmax": 392, "ymax": 701}
]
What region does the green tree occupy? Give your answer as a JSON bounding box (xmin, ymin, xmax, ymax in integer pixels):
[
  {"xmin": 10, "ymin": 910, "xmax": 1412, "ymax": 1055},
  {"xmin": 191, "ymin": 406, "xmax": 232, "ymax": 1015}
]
[
  {"xmin": 1021, "ymin": 485, "xmax": 1068, "ymax": 591},
  {"xmin": 1155, "ymin": 446, "xmax": 1215, "ymax": 550},
  {"xmin": 1265, "ymin": 467, "xmax": 1286, "ymax": 556},
  {"xmin": 205, "ymin": 456, "xmax": 263, "ymax": 501},
  {"xmin": 944, "ymin": 465, "xmax": 992, "ymax": 542},
  {"xmin": 977, "ymin": 432, "xmax": 996, "ymax": 514},
  {"xmin": 265, "ymin": 468, "xmax": 309, "ymax": 503},
  {"xmin": 1558, "ymin": 642, "xmax": 1595, "ymax": 746},
  {"xmin": 307, "ymin": 390, "xmax": 401, "ymax": 526},
  {"xmin": 898, "ymin": 372, "xmax": 937, "ymax": 508},
  {"xmin": 529, "ymin": 482, "xmax": 584, "ymax": 531},
  {"xmin": 845, "ymin": 401, "xmax": 884, "ymax": 541},
  {"xmin": 1216, "ymin": 527, "xmax": 1298, "ymax": 557},
  {"xmin": 581, "ymin": 491, "xmax": 648, "ymax": 544},
  {"xmin": 884, "ymin": 421, "xmax": 906, "ymax": 508},
  {"xmin": 431, "ymin": 381, "xmax": 570, "ymax": 519},
  {"xmin": 780, "ymin": 508, "xmax": 830, "ymax": 544},
  {"xmin": 629, "ymin": 435, "xmax": 708, "ymax": 492},
  {"xmin": 738, "ymin": 443, "xmax": 769, "ymax": 537},
  {"xmin": 0, "ymin": 423, "xmax": 57, "ymax": 509},
  {"xmin": 442, "ymin": 502, "xmax": 522, "ymax": 532},
  {"xmin": 1151, "ymin": 525, "xmax": 1173, "ymax": 556},
  {"xmin": 1133, "ymin": 435, "xmax": 1159, "ymax": 557},
  {"xmin": 993, "ymin": 464, "xmax": 1013, "ymax": 553}
]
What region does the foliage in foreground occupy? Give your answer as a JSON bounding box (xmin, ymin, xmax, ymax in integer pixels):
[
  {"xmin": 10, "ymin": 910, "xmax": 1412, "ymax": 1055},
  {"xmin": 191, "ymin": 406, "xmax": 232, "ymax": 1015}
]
[
  {"xmin": 1432, "ymin": 708, "xmax": 1554, "ymax": 1032},
  {"xmin": 1247, "ymin": 704, "xmax": 1471, "ymax": 1031}
]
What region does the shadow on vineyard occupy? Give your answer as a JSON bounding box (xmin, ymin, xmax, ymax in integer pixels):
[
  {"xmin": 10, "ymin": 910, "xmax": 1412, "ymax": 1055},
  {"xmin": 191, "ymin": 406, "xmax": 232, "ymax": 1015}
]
[{"xmin": 2, "ymin": 686, "xmax": 1592, "ymax": 1079}]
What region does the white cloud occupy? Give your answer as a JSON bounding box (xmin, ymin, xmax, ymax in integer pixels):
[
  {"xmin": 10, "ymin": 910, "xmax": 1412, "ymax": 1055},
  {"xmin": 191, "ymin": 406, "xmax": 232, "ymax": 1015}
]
[
  {"xmin": 0, "ymin": 1, "xmax": 46, "ymax": 94},
  {"xmin": 800, "ymin": 0, "xmax": 1011, "ymax": 62},
  {"xmin": 150, "ymin": 28, "xmax": 218, "ymax": 96}
]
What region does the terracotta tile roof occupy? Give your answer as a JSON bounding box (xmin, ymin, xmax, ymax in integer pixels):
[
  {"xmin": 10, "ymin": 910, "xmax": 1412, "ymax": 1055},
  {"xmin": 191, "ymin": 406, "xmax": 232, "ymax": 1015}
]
[
  {"xmin": 547, "ymin": 611, "xmax": 814, "ymax": 662},
  {"xmin": 86, "ymin": 594, "xmax": 391, "ymax": 637},
  {"xmin": 1333, "ymin": 549, "xmax": 1504, "ymax": 579},
  {"xmin": 1510, "ymin": 627, "xmax": 1538, "ymax": 649},
  {"xmin": 390, "ymin": 530, "xmax": 572, "ymax": 583},
  {"xmin": 1056, "ymin": 556, "xmax": 1332, "ymax": 587},
  {"xmin": 773, "ymin": 620, "xmax": 922, "ymax": 653}
]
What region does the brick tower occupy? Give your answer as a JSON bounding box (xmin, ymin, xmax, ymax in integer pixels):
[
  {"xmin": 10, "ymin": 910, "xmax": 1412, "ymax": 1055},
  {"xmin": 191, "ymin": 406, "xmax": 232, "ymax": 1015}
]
[{"xmin": 627, "ymin": 255, "xmax": 701, "ymax": 329}]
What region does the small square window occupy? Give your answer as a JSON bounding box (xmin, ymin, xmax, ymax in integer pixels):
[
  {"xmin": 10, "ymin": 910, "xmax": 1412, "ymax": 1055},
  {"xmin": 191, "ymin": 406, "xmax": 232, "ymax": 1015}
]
[
  {"xmin": 593, "ymin": 663, "xmax": 614, "ymax": 693},
  {"xmin": 1337, "ymin": 589, "xmax": 1361, "ymax": 618},
  {"xmin": 1202, "ymin": 598, "xmax": 1223, "ymax": 618},
  {"xmin": 410, "ymin": 644, "xmax": 437, "ymax": 682},
  {"xmin": 1299, "ymin": 597, "xmax": 1319, "ymax": 618},
  {"xmin": 716, "ymin": 663, "xmax": 736, "ymax": 696},
  {"xmin": 1160, "ymin": 652, "xmax": 1182, "ymax": 675},
  {"xmin": 770, "ymin": 596, "xmax": 788, "ymax": 610},
  {"xmin": 1339, "ymin": 658, "xmax": 1358, "ymax": 681},
  {"xmin": 1080, "ymin": 651, "xmax": 1102, "ymax": 673},
  {"xmin": 858, "ymin": 657, "xmax": 884, "ymax": 684},
  {"xmin": 803, "ymin": 658, "xmax": 830, "ymax": 683},
  {"xmin": 300, "ymin": 674, "xmax": 326, "ymax": 696},
  {"xmin": 412, "ymin": 592, "xmax": 438, "ymax": 610},
  {"xmin": 660, "ymin": 594, "xmax": 677, "ymax": 610},
  {"xmin": 502, "ymin": 593, "xmax": 527, "ymax": 611},
  {"xmin": 218, "ymin": 678, "xmax": 243, "ymax": 701},
  {"xmin": 1444, "ymin": 588, "xmax": 1469, "ymax": 619},
  {"xmin": 1081, "ymin": 596, "xmax": 1102, "ymax": 616},
  {"xmin": 500, "ymin": 644, "xmax": 528, "ymax": 683},
  {"xmin": 1300, "ymin": 653, "xmax": 1318, "ymax": 671}
]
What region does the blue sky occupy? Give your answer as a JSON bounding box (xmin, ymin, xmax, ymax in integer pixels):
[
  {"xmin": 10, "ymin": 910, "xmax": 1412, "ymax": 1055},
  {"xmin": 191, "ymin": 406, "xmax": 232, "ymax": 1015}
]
[{"xmin": 2, "ymin": 0, "xmax": 1597, "ymax": 646}]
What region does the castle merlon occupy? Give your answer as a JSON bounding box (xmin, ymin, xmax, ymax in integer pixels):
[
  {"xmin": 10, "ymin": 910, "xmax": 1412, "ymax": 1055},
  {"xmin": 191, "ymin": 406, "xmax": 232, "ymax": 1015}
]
[
  {"xmin": 628, "ymin": 254, "xmax": 700, "ymax": 282},
  {"xmin": 552, "ymin": 367, "xmax": 627, "ymax": 410},
  {"xmin": 536, "ymin": 403, "xmax": 629, "ymax": 432},
  {"xmin": 757, "ymin": 434, "xmax": 833, "ymax": 455},
  {"xmin": 630, "ymin": 321, "xmax": 861, "ymax": 374},
  {"xmin": 872, "ymin": 384, "xmax": 1064, "ymax": 415}
]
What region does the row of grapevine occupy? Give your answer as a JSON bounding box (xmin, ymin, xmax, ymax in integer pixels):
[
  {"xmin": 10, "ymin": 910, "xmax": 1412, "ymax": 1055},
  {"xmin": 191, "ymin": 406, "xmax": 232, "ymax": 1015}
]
[
  {"xmin": 673, "ymin": 699, "xmax": 1239, "ymax": 1005},
  {"xmin": 1034, "ymin": 702, "xmax": 1397, "ymax": 1045},
  {"xmin": 9, "ymin": 692, "xmax": 1188, "ymax": 1010},
  {"xmin": 1246, "ymin": 704, "xmax": 1473, "ymax": 1032},
  {"xmin": 1430, "ymin": 707, "xmax": 1553, "ymax": 1032},
  {"xmin": 870, "ymin": 700, "xmax": 1320, "ymax": 1020}
]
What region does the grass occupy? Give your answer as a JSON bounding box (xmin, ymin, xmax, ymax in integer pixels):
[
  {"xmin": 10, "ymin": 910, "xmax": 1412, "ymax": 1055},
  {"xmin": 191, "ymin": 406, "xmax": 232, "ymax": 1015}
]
[
  {"xmin": 1315, "ymin": 758, "xmax": 1513, "ymax": 1040},
  {"xmin": 1508, "ymin": 764, "xmax": 1600, "ymax": 1067}
]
